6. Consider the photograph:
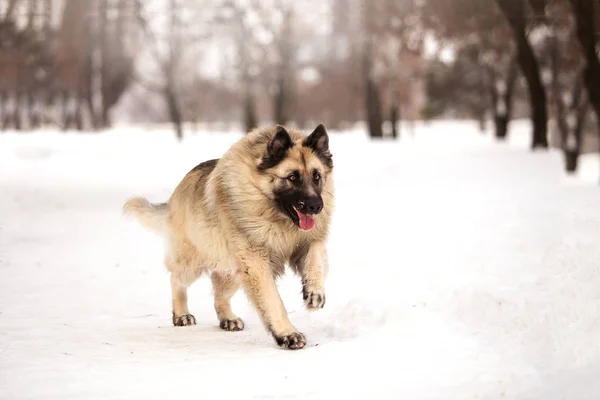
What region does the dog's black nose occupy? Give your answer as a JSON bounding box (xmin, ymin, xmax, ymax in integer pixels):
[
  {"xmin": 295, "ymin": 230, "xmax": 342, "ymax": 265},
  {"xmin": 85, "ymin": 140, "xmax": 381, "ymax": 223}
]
[{"xmin": 298, "ymin": 197, "xmax": 322, "ymax": 214}]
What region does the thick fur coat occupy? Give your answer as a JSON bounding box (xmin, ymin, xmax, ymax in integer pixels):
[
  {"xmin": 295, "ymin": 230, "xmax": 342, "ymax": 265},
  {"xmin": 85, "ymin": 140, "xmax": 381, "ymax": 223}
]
[{"xmin": 123, "ymin": 124, "xmax": 334, "ymax": 349}]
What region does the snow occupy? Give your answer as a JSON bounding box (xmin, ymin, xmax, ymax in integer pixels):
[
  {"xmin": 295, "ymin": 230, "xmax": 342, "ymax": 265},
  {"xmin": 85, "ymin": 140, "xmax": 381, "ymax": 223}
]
[{"xmin": 1, "ymin": 120, "xmax": 600, "ymax": 399}]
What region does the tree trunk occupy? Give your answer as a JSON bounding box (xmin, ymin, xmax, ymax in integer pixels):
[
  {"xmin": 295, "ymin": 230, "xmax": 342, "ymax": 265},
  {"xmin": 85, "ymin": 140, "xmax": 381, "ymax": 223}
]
[
  {"xmin": 365, "ymin": 78, "xmax": 384, "ymax": 138},
  {"xmin": 563, "ymin": 92, "xmax": 589, "ymax": 174},
  {"xmin": 390, "ymin": 95, "xmax": 399, "ymax": 139},
  {"xmin": 388, "ymin": 62, "xmax": 400, "ymax": 139},
  {"xmin": 500, "ymin": 60, "xmax": 517, "ymax": 139},
  {"xmin": 27, "ymin": 0, "xmax": 35, "ymax": 28},
  {"xmin": 63, "ymin": 91, "xmax": 83, "ymax": 131},
  {"xmin": 542, "ymin": 15, "xmax": 587, "ymax": 174},
  {"xmin": 83, "ymin": 47, "xmax": 100, "ymax": 130},
  {"xmin": 28, "ymin": 90, "xmax": 41, "ymax": 129},
  {"xmin": 273, "ymin": 8, "xmax": 293, "ymax": 127},
  {"xmin": 476, "ymin": 112, "xmax": 486, "ymax": 133},
  {"xmin": 4, "ymin": 0, "xmax": 20, "ymax": 22},
  {"xmin": 274, "ymin": 75, "xmax": 286, "ymax": 126},
  {"xmin": 549, "ymin": 29, "xmax": 569, "ymax": 148},
  {"xmin": 74, "ymin": 92, "xmax": 83, "ymax": 131},
  {"xmin": 14, "ymin": 91, "xmax": 22, "ymax": 131},
  {"xmin": 42, "ymin": 0, "xmax": 52, "ymax": 33},
  {"xmin": 496, "ymin": 0, "xmax": 549, "ymax": 149},
  {"xmin": 0, "ymin": 92, "xmax": 4, "ymax": 131},
  {"xmin": 363, "ymin": 40, "xmax": 383, "ymax": 138},
  {"xmin": 2, "ymin": 91, "xmax": 14, "ymax": 130},
  {"xmin": 165, "ymin": 86, "xmax": 183, "ymax": 141},
  {"xmin": 244, "ymin": 88, "xmax": 257, "ymax": 133},
  {"xmin": 164, "ymin": 0, "xmax": 183, "ymax": 140},
  {"xmin": 61, "ymin": 91, "xmax": 69, "ymax": 130},
  {"xmin": 99, "ymin": 0, "xmax": 112, "ymax": 129},
  {"xmin": 490, "ymin": 57, "xmax": 517, "ymax": 140},
  {"xmin": 568, "ymin": 0, "xmax": 600, "ymax": 141},
  {"xmin": 494, "ymin": 115, "xmax": 509, "ymax": 139}
]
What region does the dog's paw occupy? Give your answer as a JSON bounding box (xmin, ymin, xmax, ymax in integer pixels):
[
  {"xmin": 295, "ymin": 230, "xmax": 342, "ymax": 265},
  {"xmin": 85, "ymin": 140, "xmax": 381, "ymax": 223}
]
[
  {"xmin": 275, "ymin": 332, "xmax": 306, "ymax": 350},
  {"xmin": 173, "ymin": 314, "xmax": 196, "ymax": 326},
  {"xmin": 303, "ymin": 288, "xmax": 326, "ymax": 310},
  {"xmin": 220, "ymin": 318, "xmax": 244, "ymax": 332}
]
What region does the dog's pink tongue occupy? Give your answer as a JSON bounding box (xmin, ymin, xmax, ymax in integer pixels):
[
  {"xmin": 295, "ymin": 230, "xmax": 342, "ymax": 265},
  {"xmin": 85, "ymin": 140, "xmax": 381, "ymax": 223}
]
[{"xmin": 298, "ymin": 212, "xmax": 315, "ymax": 231}]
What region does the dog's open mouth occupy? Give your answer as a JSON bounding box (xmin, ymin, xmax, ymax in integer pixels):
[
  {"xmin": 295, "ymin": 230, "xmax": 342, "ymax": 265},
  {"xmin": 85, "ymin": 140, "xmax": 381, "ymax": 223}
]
[{"xmin": 292, "ymin": 206, "xmax": 315, "ymax": 231}]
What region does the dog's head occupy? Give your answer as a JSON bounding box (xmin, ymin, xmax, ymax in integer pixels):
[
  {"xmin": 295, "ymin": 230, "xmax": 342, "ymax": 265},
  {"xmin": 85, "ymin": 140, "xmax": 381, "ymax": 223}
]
[{"xmin": 256, "ymin": 124, "xmax": 333, "ymax": 231}]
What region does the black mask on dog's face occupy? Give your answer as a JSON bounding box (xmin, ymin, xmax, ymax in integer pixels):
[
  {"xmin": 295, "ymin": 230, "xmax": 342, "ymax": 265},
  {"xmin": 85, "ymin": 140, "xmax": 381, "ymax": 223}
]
[{"xmin": 259, "ymin": 124, "xmax": 332, "ymax": 231}]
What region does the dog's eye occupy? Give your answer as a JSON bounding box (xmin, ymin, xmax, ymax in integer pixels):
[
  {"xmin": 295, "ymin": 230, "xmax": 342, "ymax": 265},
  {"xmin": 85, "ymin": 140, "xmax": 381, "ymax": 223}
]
[
  {"xmin": 313, "ymin": 172, "xmax": 321, "ymax": 181},
  {"xmin": 288, "ymin": 174, "xmax": 297, "ymax": 181}
]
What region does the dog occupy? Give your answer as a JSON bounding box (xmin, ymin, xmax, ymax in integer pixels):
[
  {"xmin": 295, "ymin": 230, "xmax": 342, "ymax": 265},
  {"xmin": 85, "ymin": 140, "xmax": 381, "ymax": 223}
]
[{"xmin": 123, "ymin": 124, "xmax": 334, "ymax": 350}]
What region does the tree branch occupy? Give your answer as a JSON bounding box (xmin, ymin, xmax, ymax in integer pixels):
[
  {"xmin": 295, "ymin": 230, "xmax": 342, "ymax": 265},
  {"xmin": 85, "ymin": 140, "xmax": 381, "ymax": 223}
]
[{"xmin": 2, "ymin": 0, "xmax": 21, "ymax": 22}]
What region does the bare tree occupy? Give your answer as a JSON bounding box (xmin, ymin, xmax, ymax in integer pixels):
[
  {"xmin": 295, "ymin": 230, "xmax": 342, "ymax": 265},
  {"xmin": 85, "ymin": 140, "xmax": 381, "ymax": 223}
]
[
  {"xmin": 134, "ymin": 0, "xmax": 195, "ymax": 139},
  {"xmin": 270, "ymin": 4, "xmax": 295, "ymax": 126},
  {"xmin": 215, "ymin": 0, "xmax": 263, "ymax": 133},
  {"xmin": 360, "ymin": 0, "xmax": 385, "ymax": 138},
  {"xmin": 534, "ymin": 1, "xmax": 590, "ymax": 172},
  {"xmin": 1, "ymin": 0, "xmax": 136, "ymax": 132},
  {"xmin": 489, "ymin": 53, "xmax": 518, "ymax": 139},
  {"xmin": 496, "ymin": 0, "xmax": 549, "ymax": 149},
  {"xmin": 2, "ymin": 0, "xmax": 20, "ymax": 22},
  {"xmin": 362, "ymin": 36, "xmax": 383, "ymax": 138},
  {"xmin": 216, "ymin": 0, "xmax": 303, "ymax": 131},
  {"xmin": 568, "ymin": 0, "xmax": 600, "ymax": 143},
  {"xmin": 422, "ymin": 0, "xmax": 519, "ymax": 139},
  {"xmin": 369, "ymin": 0, "xmax": 423, "ymax": 139},
  {"xmin": 292, "ymin": 0, "xmax": 363, "ymax": 131}
]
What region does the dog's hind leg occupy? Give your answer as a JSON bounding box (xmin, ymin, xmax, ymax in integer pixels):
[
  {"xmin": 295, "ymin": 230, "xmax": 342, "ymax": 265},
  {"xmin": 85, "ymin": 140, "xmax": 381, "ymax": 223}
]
[
  {"xmin": 211, "ymin": 272, "xmax": 244, "ymax": 331},
  {"xmin": 165, "ymin": 234, "xmax": 205, "ymax": 326}
]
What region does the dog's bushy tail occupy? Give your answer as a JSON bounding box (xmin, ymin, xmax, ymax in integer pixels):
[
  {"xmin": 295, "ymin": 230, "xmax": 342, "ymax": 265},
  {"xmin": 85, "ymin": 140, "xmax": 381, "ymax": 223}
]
[{"xmin": 123, "ymin": 197, "xmax": 167, "ymax": 236}]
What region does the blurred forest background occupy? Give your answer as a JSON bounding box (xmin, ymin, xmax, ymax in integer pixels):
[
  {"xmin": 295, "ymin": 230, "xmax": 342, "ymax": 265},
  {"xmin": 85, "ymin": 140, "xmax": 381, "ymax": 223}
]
[{"xmin": 0, "ymin": 0, "xmax": 599, "ymax": 173}]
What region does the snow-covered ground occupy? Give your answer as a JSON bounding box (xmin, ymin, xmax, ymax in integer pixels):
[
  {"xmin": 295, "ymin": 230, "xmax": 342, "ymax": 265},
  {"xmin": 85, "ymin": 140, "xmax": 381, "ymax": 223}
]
[{"xmin": 1, "ymin": 120, "xmax": 600, "ymax": 399}]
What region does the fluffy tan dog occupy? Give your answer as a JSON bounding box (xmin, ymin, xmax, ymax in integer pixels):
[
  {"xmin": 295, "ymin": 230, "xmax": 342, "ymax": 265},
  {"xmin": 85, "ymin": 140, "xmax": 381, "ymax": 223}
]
[{"xmin": 124, "ymin": 124, "xmax": 334, "ymax": 349}]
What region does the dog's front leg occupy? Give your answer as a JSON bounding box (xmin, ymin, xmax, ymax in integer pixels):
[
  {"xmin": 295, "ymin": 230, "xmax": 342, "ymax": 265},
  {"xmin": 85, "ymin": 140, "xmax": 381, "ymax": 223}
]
[
  {"xmin": 237, "ymin": 250, "xmax": 306, "ymax": 350},
  {"xmin": 300, "ymin": 241, "xmax": 328, "ymax": 311}
]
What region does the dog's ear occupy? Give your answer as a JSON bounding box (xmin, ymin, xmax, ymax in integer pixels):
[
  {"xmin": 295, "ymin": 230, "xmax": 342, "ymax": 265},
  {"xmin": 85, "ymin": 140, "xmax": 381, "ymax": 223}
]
[
  {"xmin": 304, "ymin": 124, "xmax": 333, "ymax": 169},
  {"xmin": 268, "ymin": 125, "xmax": 293, "ymax": 156},
  {"xmin": 303, "ymin": 124, "xmax": 329, "ymax": 153},
  {"xmin": 258, "ymin": 125, "xmax": 293, "ymax": 170}
]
